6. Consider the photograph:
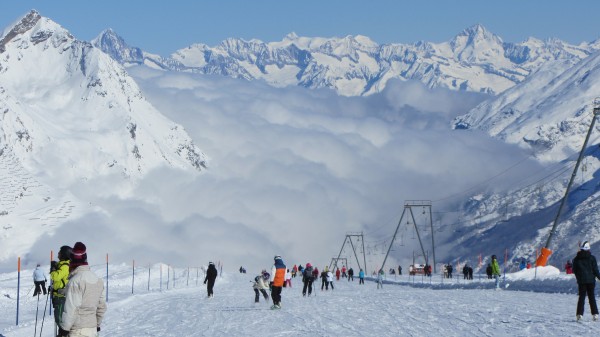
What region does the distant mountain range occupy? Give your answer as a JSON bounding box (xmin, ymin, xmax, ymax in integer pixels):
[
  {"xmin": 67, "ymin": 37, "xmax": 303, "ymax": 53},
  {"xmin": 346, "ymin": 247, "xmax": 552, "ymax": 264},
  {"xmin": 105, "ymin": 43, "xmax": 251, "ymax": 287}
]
[
  {"xmin": 2, "ymin": 10, "xmax": 600, "ymax": 269},
  {"xmin": 93, "ymin": 25, "xmax": 600, "ymax": 97}
]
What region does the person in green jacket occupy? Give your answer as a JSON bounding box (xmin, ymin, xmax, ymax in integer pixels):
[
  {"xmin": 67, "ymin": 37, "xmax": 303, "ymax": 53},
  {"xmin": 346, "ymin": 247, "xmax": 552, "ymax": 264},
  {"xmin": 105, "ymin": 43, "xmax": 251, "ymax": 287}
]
[
  {"xmin": 491, "ymin": 255, "xmax": 501, "ymax": 290},
  {"xmin": 50, "ymin": 246, "xmax": 71, "ymax": 327}
]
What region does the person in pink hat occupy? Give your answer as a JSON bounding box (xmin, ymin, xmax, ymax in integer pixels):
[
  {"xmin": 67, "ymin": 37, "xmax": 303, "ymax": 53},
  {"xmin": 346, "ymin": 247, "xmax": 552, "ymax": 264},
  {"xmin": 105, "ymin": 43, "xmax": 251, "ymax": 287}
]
[{"xmin": 58, "ymin": 242, "xmax": 107, "ymax": 337}]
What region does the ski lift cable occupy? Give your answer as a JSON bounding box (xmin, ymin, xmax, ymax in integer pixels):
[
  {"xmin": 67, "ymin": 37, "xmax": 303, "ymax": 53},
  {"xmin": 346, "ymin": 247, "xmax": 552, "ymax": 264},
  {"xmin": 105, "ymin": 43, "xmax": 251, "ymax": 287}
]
[{"xmin": 432, "ymin": 110, "xmax": 598, "ymax": 205}]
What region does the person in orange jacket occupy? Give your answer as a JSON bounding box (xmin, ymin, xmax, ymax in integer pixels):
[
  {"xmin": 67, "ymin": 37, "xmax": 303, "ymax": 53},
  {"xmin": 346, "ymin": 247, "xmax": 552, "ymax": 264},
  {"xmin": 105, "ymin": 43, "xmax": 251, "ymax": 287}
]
[{"xmin": 269, "ymin": 255, "xmax": 286, "ymax": 309}]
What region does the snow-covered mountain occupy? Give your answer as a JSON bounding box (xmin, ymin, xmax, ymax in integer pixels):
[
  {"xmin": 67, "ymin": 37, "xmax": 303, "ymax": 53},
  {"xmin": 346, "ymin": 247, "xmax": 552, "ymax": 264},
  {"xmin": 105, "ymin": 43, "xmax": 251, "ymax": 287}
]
[
  {"xmin": 0, "ymin": 10, "xmax": 207, "ymax": 259},
  {"xmin": 2, "ymin": 10, "xmax": 600, "ymax": 273},
  {"xmin": 94, "ymin": 25, "xmax": 598, "ymax": 96},
  {"xmin": 446, "ymin": 48, "xmax": 600, "ymax": 267}
]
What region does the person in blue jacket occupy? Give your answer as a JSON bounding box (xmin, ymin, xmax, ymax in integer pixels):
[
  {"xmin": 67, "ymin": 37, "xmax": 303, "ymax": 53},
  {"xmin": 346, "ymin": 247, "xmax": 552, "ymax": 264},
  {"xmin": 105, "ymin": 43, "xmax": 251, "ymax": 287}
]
[{"xmin": 358, "ymin": 268, "xmax": 365, "ymax": 285}]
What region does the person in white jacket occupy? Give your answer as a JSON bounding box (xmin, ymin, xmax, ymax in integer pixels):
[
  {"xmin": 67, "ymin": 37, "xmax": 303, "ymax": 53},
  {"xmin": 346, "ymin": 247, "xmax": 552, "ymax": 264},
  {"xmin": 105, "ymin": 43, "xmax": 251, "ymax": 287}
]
[
  {"xmin": 326, "ymin": 269, "xmax": 335, "ymax": 290},
  {"xmin": 32, "ymin": 263, "xmax": 47, "ymax": 296},
  {"xmin": 58, "ymin": 242, "xmax": 107, "ymax": 337},
  {"xmin": 252, "ymin": 273, "xmax": 270, "ymax": 303},
  {"xmin": 284, "ymin": 269, "xmax": 292, "ymax": 288}
]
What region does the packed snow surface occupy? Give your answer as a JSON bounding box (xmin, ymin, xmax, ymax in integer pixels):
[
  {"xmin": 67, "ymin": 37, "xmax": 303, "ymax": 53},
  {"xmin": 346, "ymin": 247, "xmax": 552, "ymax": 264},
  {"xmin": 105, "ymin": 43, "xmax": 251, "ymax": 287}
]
[{"xmin": 1, "ymin": 265, "xmax": 598, "ymax": 336}]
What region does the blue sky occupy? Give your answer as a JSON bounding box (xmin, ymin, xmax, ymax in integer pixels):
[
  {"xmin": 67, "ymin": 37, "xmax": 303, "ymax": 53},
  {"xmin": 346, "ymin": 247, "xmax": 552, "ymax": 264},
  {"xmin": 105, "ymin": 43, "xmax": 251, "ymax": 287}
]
[{"xmin": 2, "ymin": 1, "xmax": 599, "ymax": 56}]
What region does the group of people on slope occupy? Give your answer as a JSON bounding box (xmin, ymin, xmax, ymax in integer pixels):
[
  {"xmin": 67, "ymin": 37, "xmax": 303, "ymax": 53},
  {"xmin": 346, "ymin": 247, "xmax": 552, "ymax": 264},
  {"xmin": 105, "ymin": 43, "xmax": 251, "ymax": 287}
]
[{"xmin": 33, "ymin": 242, "xmax": 106, "ymax": 337}]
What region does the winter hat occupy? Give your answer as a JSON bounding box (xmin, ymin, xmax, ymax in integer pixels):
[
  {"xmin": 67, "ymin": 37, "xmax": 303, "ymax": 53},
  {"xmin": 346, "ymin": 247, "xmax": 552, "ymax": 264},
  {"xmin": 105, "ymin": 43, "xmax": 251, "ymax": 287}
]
[
  {"xmin": 69, "ymin": 242, "xmax": 88, "ymax": 271},
  {"xmin": 274, "ymin": 255, "xmax": 282, "ymax": 260},
  {"xmin": 306, "ymin": 263, "xmax": 312, "ymax": 268},
  {"xmin": 581, "ymin": 241, "xmax": 591, "ymax": 251}
]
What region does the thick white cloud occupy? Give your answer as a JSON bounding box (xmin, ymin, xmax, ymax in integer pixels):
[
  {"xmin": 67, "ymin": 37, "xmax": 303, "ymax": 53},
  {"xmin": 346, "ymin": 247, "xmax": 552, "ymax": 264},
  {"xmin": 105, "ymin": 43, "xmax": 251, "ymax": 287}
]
[{"xmin": 24, "ymin": 69, "xmax": 543, "ymax": 273}]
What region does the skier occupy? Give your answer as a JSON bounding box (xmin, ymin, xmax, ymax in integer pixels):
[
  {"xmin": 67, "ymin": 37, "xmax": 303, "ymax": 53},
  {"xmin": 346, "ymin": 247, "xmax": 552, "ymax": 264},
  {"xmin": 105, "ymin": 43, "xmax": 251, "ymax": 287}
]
[
  {"xmin": 491, "ymin": 255, "xmax": 501, "ymax": 290},
  {"xmin": 519, "ymin": 258, "xmax": 527, "ymax": 270},
  {"xmin": 377, "ymin": 269, "xmax": 384, "ymax": 289},
  {"xmin": 50, "ymin": 245, "xmax": 71, "ymax": 329},
  {"xmin": 270, "ymin": 255, "xmax": 286, "ymax": 309},
  {"xmin": 320, "ymin": 267, "xmax": 328, "ymax": 290},
  {"xmin": 335, "ymin": 268, "xmax": 341, "ymax": 281},
  {"xmin": 486, "ymin": 264, "xmax": 493, "ymax": 279},
  {"xmin": 252, "ymin": 273, "xmax": 270, "ymax": 303},
  {"xmin": 204, "ymin": 262, "xmax": 218, "ymax": 298},
  {"xmin": 341, "ymin": 265, "xmax": 347, "ymax": 278},
  {"xmin": 572, "ymin": 241, "xmax": 600, "ymax": 321},
  {"xmin": 284, "ymin": 269, "xmax": 292, "ymax": 288},
  {"xmin": 358, "ymin": 268, "xmax": 365, "ymax": 284},
  {"xmin": 292, "ymin": 264, "xmax": 298, "ymax": 278},
  {"xmin": 326, "ymin": 268, "xmax": 335, "ymax": 290},
  {"xmin": 58, "ymin": 242, "xmax": 106, "ymax": 337},
  {"xmin": 565, "ymin": 260, "xmax": 573, "ymax": 274},
  {"xmin": 32, "ymin": 263, "xmax": 47, "ymax": 296},
  {"xmin": 302, "ymin": 263, "xmax": 314, "ymax": 296},
  {"xmin": 348, "ymin": 267, "xmax": 354, "ymax": 281},
  {"xmin": 447, "ymin": 264, "xmax": 453, "ymax": 278},
  {"xmin": 398, "ymin": 265, "xmax": 402, "ymax": 275}
]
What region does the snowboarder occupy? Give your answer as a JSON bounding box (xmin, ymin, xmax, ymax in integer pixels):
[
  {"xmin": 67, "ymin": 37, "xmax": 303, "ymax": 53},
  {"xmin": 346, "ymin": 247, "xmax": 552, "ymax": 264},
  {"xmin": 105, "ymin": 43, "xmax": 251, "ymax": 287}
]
[
  {"xmin": 358, "ymin": 268, "xmax": 365, "ymax": 284},
  {"xmin": 50, "ymin": 245, "xmax": 71, "ymax": 329},
  {"xmin": 302, "ymin": 263, "xmax": 314, "ymax": 296},
  {"xmin": 270, "ymin": 255, "xmax": 286, "ymax": 309},
  {"xmin": 58, "ymin": 242, "xmax": 106, "ymax": 337},
  {"xmin": 252, "ymin": 273, "xmax": 270, "ymax": 303},
  {"xmin": 32, "ymin": 263, "xmax": 47, "ymax": 296},
  {"xmin": 204, "ymin": 262, "xmax": 218, "ymax": 298},
  {"xmin": 572, "ymin": 241, "xmax": 600, "ymax": 321},
  {"xmin": 491, "ymin": 255, "xmax": 501, "ymax": 290}
]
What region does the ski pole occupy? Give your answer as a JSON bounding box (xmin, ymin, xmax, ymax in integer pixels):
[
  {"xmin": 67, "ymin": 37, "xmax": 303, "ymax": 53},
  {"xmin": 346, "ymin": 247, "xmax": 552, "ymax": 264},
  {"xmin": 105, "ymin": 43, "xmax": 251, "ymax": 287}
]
[
  {"xmin": 39, "ymin": 291, "xmax": 50, "ymax": 337},
  {"xmin": 34, "ymin": 293, "xmax": 40, "ymax": 337}
]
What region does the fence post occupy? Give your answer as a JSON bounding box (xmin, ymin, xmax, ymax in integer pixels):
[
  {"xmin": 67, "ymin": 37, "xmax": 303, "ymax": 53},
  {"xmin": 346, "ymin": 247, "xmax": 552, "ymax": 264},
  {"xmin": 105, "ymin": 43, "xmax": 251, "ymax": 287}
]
[
  {"xmin": 16, "ymin": 257, "xmax": 20, "ymax": 326},
  {"xmin": 105, "ymin": 254, "xmax": 109, "ymax": 302},
  {"xmin": 132, "ymin": 259, "xmax": 135, "ymax": 294},
  {"xmin": 49, "ymin": 250, "xmax": 53, "ymax": 317}
]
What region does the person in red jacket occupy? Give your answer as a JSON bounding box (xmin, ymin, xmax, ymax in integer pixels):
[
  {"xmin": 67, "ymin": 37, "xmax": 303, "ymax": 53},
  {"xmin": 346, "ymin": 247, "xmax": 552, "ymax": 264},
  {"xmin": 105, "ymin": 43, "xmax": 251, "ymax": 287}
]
[
  {"xmin": 565, "ymin": 260, "xmax": 573, "ymax": 274},
  {"xmin": 269, "ymin": 255, "xmax": 286, "ymax": 309},
  {"xmin": 335, "ymin": 268, "xmax": 341, "ymax": 280}
]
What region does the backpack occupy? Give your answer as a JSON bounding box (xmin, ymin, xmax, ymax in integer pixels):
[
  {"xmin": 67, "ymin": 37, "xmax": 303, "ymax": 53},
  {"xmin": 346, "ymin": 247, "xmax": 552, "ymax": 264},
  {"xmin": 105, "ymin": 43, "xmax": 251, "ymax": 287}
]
[{"xmin": 303, "ymin": 266, "xmax": 313, "ymax": 280}]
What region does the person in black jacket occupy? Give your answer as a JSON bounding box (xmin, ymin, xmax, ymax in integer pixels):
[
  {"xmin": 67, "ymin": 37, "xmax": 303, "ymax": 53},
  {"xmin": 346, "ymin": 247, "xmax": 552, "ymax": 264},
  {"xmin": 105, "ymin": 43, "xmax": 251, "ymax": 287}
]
[
  {"xmin": 204, "ymin": 262, "xmax": 218, "ymax": 298},
  {"xmin": 572, "ymin": 241, "xmax": 600, "ymax": 321}
]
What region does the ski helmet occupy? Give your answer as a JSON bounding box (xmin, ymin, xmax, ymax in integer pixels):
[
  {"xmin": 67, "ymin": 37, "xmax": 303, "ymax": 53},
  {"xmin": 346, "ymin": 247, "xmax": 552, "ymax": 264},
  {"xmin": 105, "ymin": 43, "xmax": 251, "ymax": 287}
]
[
  {"xmin": 581, "ymin": 241, "xmax": 590, "ymax": 251},
  {"xmin": 58, "ymin": 245, "xmax": 72, "ymax": 261}
]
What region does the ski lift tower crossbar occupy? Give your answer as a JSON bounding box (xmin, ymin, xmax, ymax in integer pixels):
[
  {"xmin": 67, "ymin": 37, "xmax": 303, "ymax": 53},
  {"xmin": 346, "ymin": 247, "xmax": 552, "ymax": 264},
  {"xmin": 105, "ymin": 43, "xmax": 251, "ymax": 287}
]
[{"xmin": 381, "ymin": 200, "xmax": 437, "ymax": 273}]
